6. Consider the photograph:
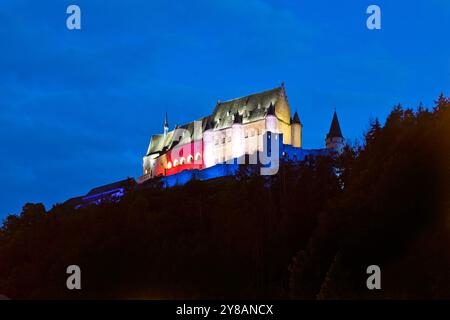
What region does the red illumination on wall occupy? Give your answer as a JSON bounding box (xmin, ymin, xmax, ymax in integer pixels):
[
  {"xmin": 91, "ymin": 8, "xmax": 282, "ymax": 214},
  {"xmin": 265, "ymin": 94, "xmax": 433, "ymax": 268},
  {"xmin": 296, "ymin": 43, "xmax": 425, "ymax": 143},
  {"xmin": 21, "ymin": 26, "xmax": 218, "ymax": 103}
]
[{"xmin": 154, "ymin": 140, "xmax": 203, "ymax": 177}]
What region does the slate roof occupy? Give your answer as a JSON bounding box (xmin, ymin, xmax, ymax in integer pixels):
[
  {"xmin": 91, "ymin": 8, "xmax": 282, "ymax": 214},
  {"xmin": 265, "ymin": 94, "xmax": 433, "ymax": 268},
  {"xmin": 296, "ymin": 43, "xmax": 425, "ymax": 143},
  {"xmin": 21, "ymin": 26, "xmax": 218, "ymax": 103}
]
[
  {"xmin": 63, "ymin": 178, "xmax": 136, "ymax": 208},
  {"xmin": 291, "ymin": 111, "xmax": 301, "ymax": 124},
  {"xmin": 209, "ymin": 87, "xmax": 283, "ymax": 130},
  {"xmin": 326, "ymin": 111, "xmax": 343, "ymax": 139},
  {"xmin": 146, "ymin": 86, "xmax": 285, "ymax": 156},
  {"xmin": 87, "ymin": 178, "xmax": 136, "ymax": 196},
  {"xmin": 146, "ymin": 117, "xmax": 208, "ymax": 156}
]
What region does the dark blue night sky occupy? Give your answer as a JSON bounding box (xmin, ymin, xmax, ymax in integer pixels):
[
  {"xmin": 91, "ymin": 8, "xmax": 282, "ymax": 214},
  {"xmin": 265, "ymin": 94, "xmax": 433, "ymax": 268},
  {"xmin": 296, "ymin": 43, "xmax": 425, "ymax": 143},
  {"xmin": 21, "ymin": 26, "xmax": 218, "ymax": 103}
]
[{"xmin": 1, "ymin": 0, "xmax": 449, "ymax": 221}]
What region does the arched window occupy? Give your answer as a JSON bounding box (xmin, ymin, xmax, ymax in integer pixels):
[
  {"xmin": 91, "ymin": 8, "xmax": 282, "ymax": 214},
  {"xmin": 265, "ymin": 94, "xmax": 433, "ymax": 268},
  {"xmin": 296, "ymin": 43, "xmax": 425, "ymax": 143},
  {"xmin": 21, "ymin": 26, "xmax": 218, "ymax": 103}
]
[
  {"xmin": 173, "ymin": 159, "xmax": 178, "ymax": 167},
  {"xmin": 195, "ymin": 153, "xmax": 202, "ymax": 161},
  {"xmin": 187, "ymin": 155, "xmax": 193, "ymax": 163},
  {"xmin": 180, "ymin": 157, "xmax": 185, "ymax": 165},
  {"xmin": 167, "ymin": 161, "xmax": 172, "ymax": 169}
]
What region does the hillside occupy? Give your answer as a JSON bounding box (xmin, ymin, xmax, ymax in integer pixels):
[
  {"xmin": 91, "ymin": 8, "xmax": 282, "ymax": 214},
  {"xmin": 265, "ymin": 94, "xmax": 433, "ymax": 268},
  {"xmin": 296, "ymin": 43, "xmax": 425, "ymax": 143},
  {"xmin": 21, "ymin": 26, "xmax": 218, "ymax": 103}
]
[{"xmin": 1, "ymin": 96, "xmax": 449, "ymax": 299}]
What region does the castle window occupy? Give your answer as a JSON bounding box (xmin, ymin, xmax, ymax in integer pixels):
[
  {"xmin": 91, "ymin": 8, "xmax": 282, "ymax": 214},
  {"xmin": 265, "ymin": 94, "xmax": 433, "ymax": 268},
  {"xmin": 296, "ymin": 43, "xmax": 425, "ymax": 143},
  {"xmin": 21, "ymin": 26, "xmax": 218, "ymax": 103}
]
[
  {"xmin": 195, "ymin": 153, "xmax": 202, "ymax": 161},
  {"xmin": 187, "ymin": 155, "xmax": 193, "ymax": 163},
  {"xmin": 167, "ymin": 161, "xmax": 172, "ymax": 169},
  {"xmin": 222, "ymin": 137, "xmax": 226, "ymax": 144},
  {"xmin": 180, "ymin": 157, "xmax": 185, "ymax": 165},
  {"xmin": 173, "ymin": 159, "xmax": 178, "ymax": 167}
]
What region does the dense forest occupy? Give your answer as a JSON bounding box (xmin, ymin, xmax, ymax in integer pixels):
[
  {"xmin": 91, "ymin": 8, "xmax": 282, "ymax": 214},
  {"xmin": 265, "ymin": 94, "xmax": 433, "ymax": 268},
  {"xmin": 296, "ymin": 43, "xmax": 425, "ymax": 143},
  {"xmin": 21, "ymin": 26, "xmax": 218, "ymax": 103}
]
[{"xmin": 1, "ymin": 96, "xmax": 449, "ymax": 299}]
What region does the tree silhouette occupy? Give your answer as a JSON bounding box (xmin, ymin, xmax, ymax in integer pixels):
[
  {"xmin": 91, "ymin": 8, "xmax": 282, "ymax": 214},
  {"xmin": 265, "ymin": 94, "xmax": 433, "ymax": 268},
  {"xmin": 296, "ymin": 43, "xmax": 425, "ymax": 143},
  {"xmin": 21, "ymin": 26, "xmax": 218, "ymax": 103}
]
[{"xmin": 0, "ymin": 95, "xmax": 449, "ymax": 299}]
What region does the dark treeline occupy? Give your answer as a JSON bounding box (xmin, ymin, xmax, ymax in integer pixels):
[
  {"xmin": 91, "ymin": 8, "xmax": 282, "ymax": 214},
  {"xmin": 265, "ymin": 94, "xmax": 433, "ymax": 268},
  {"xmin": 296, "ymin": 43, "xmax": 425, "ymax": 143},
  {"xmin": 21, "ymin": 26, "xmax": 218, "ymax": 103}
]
[{"xmin": 1, "ymin": 96, "xmax": 449, "ymax": 299}]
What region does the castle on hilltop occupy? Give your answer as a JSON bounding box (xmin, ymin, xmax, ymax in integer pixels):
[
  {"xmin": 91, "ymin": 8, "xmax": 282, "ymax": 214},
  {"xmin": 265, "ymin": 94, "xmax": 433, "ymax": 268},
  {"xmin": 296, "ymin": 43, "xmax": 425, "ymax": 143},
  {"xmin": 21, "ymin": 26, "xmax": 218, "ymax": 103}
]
[
  {"xmin": 138, "ymin": 83, "xmax": 344, "ymax": 185},
  {"xmin": 65, "ymin": 83, "xmax": 344, "ymax": 209}
]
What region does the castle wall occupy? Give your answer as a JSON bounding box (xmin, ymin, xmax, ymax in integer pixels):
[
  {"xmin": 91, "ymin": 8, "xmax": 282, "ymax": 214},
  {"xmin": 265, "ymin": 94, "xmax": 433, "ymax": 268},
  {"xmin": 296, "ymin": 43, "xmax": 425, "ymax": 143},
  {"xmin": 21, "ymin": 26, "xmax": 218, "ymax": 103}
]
[
  {"xmin": 141, "ymin": 90, "xmax": 310, "ymax": 181},
  {"xmin": 282, "ymin": 144, "xmax": 329, "ymax": 161},
  {"xmin": 203, "ymin": 119, "xmax": 268, "ymax": 168},
  {"xmin": 291, "ymin": 123, "xmax": 302, "ymax": 148},
  {"xmin": 274, "ymin": 97, "xmax": 291, "ymax": 124},
  {"xmin": 277, "ymin": 119, "xmax": 292, "ymax": 145},
  {"xmin": 162, "ymin": 163, "xmax": 240, "ymax": 188},
  {"xmin": 144, "ymin": 139, "xmax": 203, "ymax": 178},
  {"xmin": 326, "ymin": 137, "xmax": 344, "ymax": 154},
  {"xmin": 156, "ymin": 143, "xmax": 330, "ymax": 188},
  {"xmin": 275, "ymin": 98, "xmax": 292, "ymax": 145}
]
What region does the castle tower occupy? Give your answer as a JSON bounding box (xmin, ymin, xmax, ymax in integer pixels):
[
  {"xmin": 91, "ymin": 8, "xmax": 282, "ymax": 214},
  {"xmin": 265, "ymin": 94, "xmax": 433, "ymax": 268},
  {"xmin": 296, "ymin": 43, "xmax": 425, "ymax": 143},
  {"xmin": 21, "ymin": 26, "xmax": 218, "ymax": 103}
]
[
  {"xmin": 325, "ymin": 110, "xmax": 344, "ymax": 153},
  {"xmin": 203, "ymin": 119, "xmax": 215, "ymax": 168},
  {"xmin": 265, "ymin": 102, "xmax": 278, "ymax": 133},
  {"xmin": 231, "ymin": 112, "xmax": 245, "ymax": 160},
  {"xmin": 291, "ymin": 111, "xmax": 302, "ymax": 148}
]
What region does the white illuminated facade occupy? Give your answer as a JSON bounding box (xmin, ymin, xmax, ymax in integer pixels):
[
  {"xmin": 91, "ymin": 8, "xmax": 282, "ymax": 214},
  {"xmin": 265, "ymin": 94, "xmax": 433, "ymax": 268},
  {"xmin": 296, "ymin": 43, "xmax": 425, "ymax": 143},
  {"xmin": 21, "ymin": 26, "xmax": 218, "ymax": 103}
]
[{"xmin": 139, "ymin": 83, "xmax": 344, "ymax": 183}]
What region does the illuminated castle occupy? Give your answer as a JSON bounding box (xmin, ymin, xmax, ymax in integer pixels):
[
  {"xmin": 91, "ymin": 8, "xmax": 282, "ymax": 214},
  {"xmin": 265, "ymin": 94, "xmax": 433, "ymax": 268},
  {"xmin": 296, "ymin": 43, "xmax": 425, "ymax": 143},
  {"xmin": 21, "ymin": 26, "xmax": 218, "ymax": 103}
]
[
  {"xmin": 66, "ymin": 84, "xmax": 344, "ymax": 208},
  {"xmin": 138, "ymin": 84, "xmax": 344, "ymax": 185}
]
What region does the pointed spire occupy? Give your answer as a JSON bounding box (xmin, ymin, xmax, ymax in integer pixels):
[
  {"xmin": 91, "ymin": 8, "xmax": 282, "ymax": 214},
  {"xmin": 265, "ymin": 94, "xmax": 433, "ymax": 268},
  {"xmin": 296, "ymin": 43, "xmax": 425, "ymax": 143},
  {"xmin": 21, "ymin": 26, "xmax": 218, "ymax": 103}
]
[
  {"xmin": 163, "ymin": 112, "xmax": 169, "ymax": 137},
  {"xmin": 164, "ymin": 112, "xmax": 169, "ymax": 129},
  {"xmin": 279, "ymin": 81, "xmax": 287, "ymax": 98},
  {"xmin": 327, "ymin": 110, "xmax": 343, "ymax": 139},
  {"xmin": 291, "ymin": 111, "xmax": 301, "ymax": 124}
]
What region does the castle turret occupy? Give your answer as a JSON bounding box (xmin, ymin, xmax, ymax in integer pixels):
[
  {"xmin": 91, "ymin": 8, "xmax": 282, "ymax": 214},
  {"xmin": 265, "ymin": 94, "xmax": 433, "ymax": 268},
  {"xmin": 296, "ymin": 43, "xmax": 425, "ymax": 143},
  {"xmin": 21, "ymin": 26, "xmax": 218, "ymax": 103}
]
[
  {"xmin": 232, "ymin": 112, "xmax": 245, "ymax": 159},
  {"xmin": 265, "ymin": 102, "xmax": 278, "ymax": 133},
  {"xmin": 325, "ymin": 110, "xmax": 344, "ymax": 153},
  {"xmin": 202, "ymin": 118, "xmax": 215, "ymax": 168},
  {"xmin": 291, "ymin": 111, "xmax": 302, "ymax": 148}
]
